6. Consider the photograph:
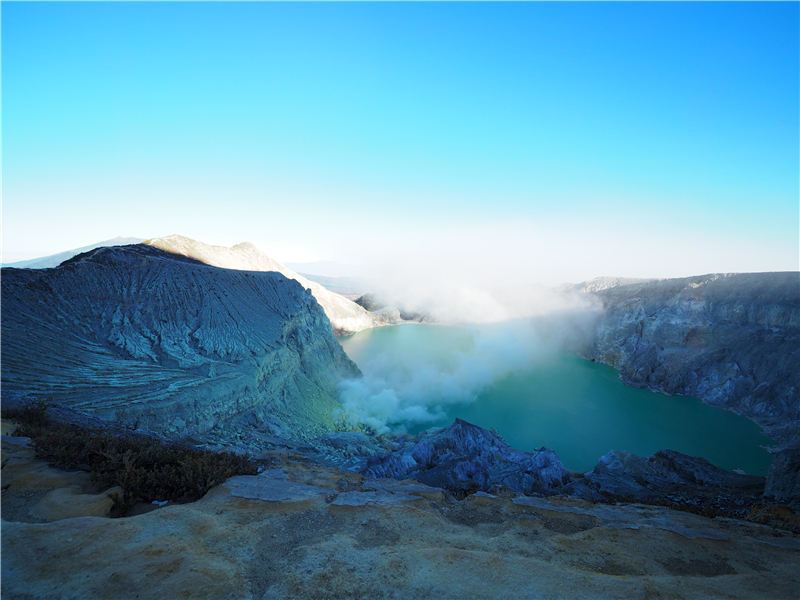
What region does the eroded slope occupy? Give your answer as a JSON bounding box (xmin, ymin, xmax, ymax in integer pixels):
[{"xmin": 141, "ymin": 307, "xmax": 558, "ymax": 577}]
[{"xmin": 1, "ymin": 245, "xmax": 359, "ymax": 440}]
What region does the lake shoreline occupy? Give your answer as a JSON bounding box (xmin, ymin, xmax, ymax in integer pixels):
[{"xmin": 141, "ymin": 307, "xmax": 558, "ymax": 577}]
[{"xmin": 338, "ymin": 322, "xmax": 776, "ymax": 475}]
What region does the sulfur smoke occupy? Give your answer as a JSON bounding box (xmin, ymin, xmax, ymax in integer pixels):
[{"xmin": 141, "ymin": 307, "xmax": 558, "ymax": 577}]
[
  {"xmin": 335, "ymin": 301, "xmax": 600, "ymax": 435},
  {"xmin": 332, "ymin": 222, "xmax": 607, "ymax": 433}
]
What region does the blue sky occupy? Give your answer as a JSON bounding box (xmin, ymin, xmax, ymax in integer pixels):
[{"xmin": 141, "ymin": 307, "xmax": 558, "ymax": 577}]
[{"xmin": 3, "ymin": 2, "xmax": 798, "ymax": 284}]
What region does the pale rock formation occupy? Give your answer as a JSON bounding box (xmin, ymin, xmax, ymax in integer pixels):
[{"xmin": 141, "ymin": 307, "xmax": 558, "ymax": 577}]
[
  {"xmin": 145, "ymin": 235, "xmax": 375, "ymax": 335},
  {"xmin": 1, "ymin": 437, "xmax": 121, "ymax": 523},
  {"xmin": 28, "ymin": 485, "xmax": 122, "ymax": 522},
  {"xmin": 367, "ymin": 305, "xmax": 404, "ymax": 325}
]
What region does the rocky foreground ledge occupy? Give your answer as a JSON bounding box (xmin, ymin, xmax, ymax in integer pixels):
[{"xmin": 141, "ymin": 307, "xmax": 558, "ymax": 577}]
[{"xmin": 3, "ymin": 417, "xmax": 800, "ymax": 600}]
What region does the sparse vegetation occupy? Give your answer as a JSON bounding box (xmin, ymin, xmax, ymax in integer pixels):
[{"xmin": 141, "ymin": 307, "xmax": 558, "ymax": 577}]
[{"xmin": 3, "ymin": 400, "xmax": 260, "ymax": 515}]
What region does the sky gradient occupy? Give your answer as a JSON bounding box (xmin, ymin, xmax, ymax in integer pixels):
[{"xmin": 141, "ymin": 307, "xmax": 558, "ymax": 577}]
[{"xmin": 3, "ymin": 2, "xmax": 798, "ymax": 285}]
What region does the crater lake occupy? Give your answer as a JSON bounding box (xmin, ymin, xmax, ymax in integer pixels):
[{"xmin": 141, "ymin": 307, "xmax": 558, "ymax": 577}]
[{"xmin": 338, "ymin": 323, "xmax": 775, "ymax": 475}]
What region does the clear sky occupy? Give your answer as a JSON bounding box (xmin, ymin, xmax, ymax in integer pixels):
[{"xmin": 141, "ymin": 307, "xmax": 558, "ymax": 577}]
[{"xmin": 3, "ymin": 2, "xmax": 798, "ymax": 285}]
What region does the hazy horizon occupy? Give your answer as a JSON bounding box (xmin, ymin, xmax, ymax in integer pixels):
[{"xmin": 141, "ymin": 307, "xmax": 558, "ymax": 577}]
[
  {"xmin": 3, "ymin": 3, "xmax": 798, "ymax": 286},
  {"xmin": 6, "ymin": 231, "xmax": 798, "ymax": 287}
]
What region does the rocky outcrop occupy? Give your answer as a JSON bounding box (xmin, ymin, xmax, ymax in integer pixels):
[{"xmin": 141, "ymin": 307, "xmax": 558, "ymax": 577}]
[
  {"xmin": 145, "ymin": 235, "xmax": 375, "ymax": 335},
  {"xmin": 1, "ymin": 244, "xmax": 359, "ymax": 441},
  {"xmin": 361, "ymin": 419, "xmax": 777, "ymax": 517},
  {"xmin": 575, "ymin": 273, "xmax": 800, "ymax": 447},
  {"xmin": 765, "ymin": 448, "xmax": 800, "ymax": 512},
  {"xmin": 363, "ymin": 419, "xmax": 572, "ymax": 496},
  {"xmin": 574, "ymin": 449, "xmax": 767, "ymax": 517}
]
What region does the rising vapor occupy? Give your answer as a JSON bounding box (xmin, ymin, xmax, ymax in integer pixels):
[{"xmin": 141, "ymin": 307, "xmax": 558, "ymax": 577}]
[{"xmin": 335, "ymin": 304, "xmax": 600, "ymax": 434}]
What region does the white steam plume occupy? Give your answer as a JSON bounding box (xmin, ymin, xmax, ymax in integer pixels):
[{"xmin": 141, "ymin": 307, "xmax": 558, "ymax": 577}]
[
  {"xmin": 335, "ymin": 308, "xmax": 599, "ymax": 434},
  {"xmin": 333, "ymin": 220, "xmax": 605, "ymax": 433}
]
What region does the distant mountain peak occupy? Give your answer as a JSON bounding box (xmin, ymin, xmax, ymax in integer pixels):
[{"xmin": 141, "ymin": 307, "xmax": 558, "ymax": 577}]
[
  {"xmin": 2, "ymin": 237, "xmax": 146, "ymax": 269},
  {"xmin": 144, "ymin": 235, "xmax": 375, "ymax": 336},
  {"xmin": 231, "ymin": 241, "xmax": 258, "ymax": 250}
]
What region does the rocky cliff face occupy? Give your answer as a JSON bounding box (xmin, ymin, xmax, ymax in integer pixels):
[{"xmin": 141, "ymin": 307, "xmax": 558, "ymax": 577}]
[
  {"xmin": 144, "ymin": 235, "xmax": 375, "ymax": 335},
  {"xmin": 575, "ymin": 273, "xmax": 800, "ymax": 447},
  {"xmin": 1, "ymin": 244, "xmax": 359, "ymax": 440}
]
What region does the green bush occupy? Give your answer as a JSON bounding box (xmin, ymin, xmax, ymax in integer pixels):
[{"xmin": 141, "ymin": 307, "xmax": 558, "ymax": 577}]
[{"xmin": 3, "ymin": 400, "xmax": 260, "ymax": 514}]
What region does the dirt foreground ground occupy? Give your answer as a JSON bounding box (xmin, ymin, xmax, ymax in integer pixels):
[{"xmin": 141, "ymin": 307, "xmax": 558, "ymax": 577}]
[{"xmin": 2, "ymin": 423, "xmax": 799, "ymax": 600}]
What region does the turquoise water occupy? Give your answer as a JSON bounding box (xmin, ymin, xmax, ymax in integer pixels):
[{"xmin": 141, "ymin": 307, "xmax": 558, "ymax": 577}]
[{"xmin": 338, "ymin": 324, "xmax": 775, "ymax": 475}]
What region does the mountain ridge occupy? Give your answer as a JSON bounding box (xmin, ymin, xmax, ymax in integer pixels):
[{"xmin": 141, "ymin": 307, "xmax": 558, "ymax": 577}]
[
  {"xmin": 2, "ymin": 236, "xmax": 146, "ymax": 269},
  {"xmin": 1, "ymin": 244, "xmax": 359, "ymax": 441},
  {"xmin": 143, "ymin": 235, "xmax": 376, "ymax": 336}
]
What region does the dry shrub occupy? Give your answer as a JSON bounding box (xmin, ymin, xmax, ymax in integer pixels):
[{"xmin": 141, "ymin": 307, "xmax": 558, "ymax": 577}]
[{"xmin": 3, "ymin": 400, "xmax": 259, "ymax": 514}]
